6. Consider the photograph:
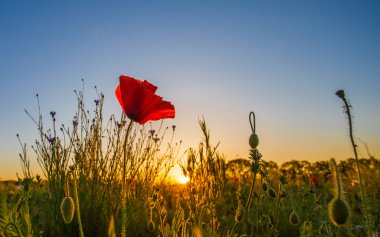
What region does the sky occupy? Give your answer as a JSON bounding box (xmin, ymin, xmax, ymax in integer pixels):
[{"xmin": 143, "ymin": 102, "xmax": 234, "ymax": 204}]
[{"xmin": 1, "ymin": 1, "xmax": 379, "ymax": 180}]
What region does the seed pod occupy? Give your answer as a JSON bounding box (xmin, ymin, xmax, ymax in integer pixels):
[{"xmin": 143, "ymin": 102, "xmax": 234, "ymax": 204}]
[
  {"xmin": 249, "ymin": 133, "xmax": 259, "ymax": 149},
  {"xmin": 262, "ymin": 182, "xmax": 268, "ymax": 192},
  {"xmin": 289, "ymin": 211, "xmax": 299, "ymax": 225},
  {"xmin": 60, "ymin": 196, "xmax": 75, "ymax": 224},
  {"xmin": 328, "ymin": 197, "xmax": 350, "ymax": 226},
  {"xmin": 267, "ymin": 187, "xmax": 277, "ymax": 199}
]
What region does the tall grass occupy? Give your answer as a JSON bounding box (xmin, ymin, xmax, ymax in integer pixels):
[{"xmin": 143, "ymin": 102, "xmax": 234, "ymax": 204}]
[{"xmin": 0, "ymin": 87, "xmax": 378, "ymax": 236}]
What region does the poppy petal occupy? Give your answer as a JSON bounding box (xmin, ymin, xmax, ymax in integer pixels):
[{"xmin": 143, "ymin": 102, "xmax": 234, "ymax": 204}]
[
  {"xmin": 116, "ymin": 75, "xmax": 175, "ymax": 124},
  {"xmin": 136, "ymin": 92, "xmax": 175, "ymax": 124}
]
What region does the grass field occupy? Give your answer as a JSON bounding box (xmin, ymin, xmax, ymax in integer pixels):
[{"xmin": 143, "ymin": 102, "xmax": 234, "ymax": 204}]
[{"xmin": 0, "ymin": 88, "xmax": 379, "ymax": 237}]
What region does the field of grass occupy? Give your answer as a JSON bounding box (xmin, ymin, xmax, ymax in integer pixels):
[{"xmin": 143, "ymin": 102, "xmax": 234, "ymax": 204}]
[{"xmin": 0, "ymin": 88, "xmax": 379, "ymax": 237}]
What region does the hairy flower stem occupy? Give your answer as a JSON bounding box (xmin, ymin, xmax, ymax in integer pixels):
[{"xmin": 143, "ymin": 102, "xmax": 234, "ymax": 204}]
[
  {"xmin": 245, "ymin": 165, "xmax": 258, "ymax": 215},
  {"xmin": 121, "ymin": 121, "xmax": 134, "ymax": 237},
  {"xmin": 274, "ymin": 183, "xmax": 282, "ymax": 231},
  {"xmin": 73, "ymin": 174, "xmax": 84, "ymax": 237},
  {"xmin": 330, "ymin": 159, "xmax": 342, "ymax": 198},
  {"xmin": 337, "ymin": 91, "xmax": 372, "ymax": 236}
]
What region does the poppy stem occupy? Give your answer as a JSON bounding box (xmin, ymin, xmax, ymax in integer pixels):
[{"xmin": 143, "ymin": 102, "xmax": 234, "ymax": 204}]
[
  {"xmin": 249, "ymin": 112, "xmax": 256, "ymax": 134},
  {"xmin": 121, "ymin": 121, "xmax": 133, "ymax": 237}
]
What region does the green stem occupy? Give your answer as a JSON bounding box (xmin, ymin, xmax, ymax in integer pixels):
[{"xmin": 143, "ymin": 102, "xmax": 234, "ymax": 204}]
[
  {"xmin": 330, "ymin": 159, "xmax": 342, "ymax": 198},
  {"xmin": 121, "ymin": 121, "xmax": 134, "ymax": 237},
  {"xmin": 73, "ymin": 174, "xmax": 84, "ymax": 237},
  {"xmin": 245, "ymin": 164, "xmax": 258, "ymax": 215},
  {"xmin": 274, "ymin": 183, "xmax": 282, "ymax": 231},
  {"xmin": 341, "ymin": 97, "xmax": 372, "ymax": 236}
]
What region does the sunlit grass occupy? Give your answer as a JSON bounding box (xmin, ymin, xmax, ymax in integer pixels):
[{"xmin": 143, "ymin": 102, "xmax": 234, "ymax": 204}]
[{"xmin": 1, "ymin": 86, "xmax": 378, "ymax": 237}]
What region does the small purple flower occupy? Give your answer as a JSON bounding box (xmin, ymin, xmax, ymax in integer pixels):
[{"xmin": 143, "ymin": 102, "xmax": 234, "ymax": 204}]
[
  {"xmin": 152, "ymin": 137, "xmax": 160, "ymax": 142},
  {"xmin": 48, "ymin": 137, "xmax": 56, "ymax": 144},
  {"xmin": 94, "ymin": 99, "xmax": 100, "ymax": 105},
  {"xmin": 172, "ymin": 125, "xmax": 176, "ymax": 131},
  {"xmin": 50, "ymin": 111, "xmax": 56, "ymax": 117},
  {"xmin": 117, "ymin": 121, "xmax": 126, "ymax": 128},
  {"xmin": 149, "ymin": 129, "xmax": 155, "ymax": 135}
]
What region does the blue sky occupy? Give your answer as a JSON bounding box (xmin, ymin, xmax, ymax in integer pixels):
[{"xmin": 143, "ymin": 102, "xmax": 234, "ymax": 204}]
[{"xmin": 1, "ymin": 1, "xmax": 379, "ymax": 179}]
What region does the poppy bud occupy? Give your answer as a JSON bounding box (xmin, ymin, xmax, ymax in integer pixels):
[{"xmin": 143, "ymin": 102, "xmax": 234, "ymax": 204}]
[
  {"xmin": 147, "ymin": 220, "xmax": 155, "ymax": 232},
  {"xmin": 262, "ymin": 182, "xmax": 268, "ymax": 192},
  {"xmin": 249, "ymin": 133, "xmax": 259, "ymax": 149},
  {"xmin": 335, "ymin": 90, "xmax": 345, "ymax": 99},
  {"xmin": 328, "ymin": 197, "xmax": 350, "ymax": 226},
  {"xmin": 60, "ymin": 196, "xmax": 75, "ymax": 224},
  {"xmin": 289, "ymin": 211, "xmax": 299, "ymax": 225},
  {"xmin": 268, "ymin": 188, "xmax": 277, "ymax": 199}
]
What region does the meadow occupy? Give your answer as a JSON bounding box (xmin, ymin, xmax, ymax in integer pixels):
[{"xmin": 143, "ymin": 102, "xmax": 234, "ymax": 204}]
[{"xmin": 0, "ymin": 84, "xmax": 379, "ymax": 237}]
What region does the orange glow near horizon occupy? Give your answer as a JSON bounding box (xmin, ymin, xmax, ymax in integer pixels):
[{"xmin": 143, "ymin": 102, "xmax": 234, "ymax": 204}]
[{"xmin": 176, "ymin": 175, "xmax": 190, "ymax": 184}]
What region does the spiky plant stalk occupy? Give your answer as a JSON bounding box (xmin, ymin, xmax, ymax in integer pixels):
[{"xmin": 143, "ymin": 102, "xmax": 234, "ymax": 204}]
[{"xmin": 335, "ymin": 90, "xmax": 372, "ymax": 235}]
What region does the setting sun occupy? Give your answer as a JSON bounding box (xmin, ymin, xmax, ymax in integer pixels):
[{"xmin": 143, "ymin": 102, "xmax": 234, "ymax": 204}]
[{"xmin": 177, "ymin": 175, "xmax": 190, "ymax": 184}]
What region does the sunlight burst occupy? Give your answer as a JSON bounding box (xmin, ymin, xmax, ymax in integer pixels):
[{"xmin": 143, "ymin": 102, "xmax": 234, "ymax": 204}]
[{"xmin": 177, "ymin": 176, "xmax": 190, "ymax": 184}]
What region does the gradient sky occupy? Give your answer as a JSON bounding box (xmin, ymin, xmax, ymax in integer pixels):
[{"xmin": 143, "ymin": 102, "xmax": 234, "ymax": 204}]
[{"xmin": 1, "ymin": 1, "xmax": 379, "ymax": 180}]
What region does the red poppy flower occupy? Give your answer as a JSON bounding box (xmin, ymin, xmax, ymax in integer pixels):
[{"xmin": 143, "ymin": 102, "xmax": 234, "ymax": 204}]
[
  {"xmin": 310, "ymin": 176, "xmax": 318, "ymax": 185},
  {"xmin": 115, "ymin": 75, "xmax": 175, "ymax": 125}
]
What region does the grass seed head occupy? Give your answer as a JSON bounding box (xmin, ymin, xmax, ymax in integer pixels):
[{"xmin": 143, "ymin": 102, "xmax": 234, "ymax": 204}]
[
  {"xmin": 234, "ymin": 207, "xmax": 243, "ymax": 222},
  {"xmin": 328, "ymin": 197, "xmax": 350, "ymax": 226},
  {"xmin": 60, "ymin": 196, "xmax": 75, "ymax": 224}
]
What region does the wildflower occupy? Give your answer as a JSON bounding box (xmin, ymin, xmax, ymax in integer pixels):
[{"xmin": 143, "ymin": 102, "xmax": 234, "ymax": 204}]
[
  {"xmin": 149, "ymin": 129, "xmax": 155, "ymax": 135},
  {"xmin": 172, "ymin": 125, "xmax": 176, "ymax": 131},
  {"xmin": 310, "ymin": 176, "xmax": 318, "ymax": 185},
  {"xmin": 153, "ymin": 137, "xmax": 160, "ymax": 143},
  {"xmin": 48, "ymin": 137, "xmax": 56, "ymax": 144},
  {"xmin": 117, "ymin": 120, "xmax": 126, "ymax": 128},
  {"xmin": 50, "ymin": 111, "xmax": 56, "ymax": 117},
  {"xmin": 94, "ymin": 99, "xmax": 100, "ymax": 105},
  {"xmin": 115, "ymin": 75, "xmax": 175, "ymax": 124}
]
